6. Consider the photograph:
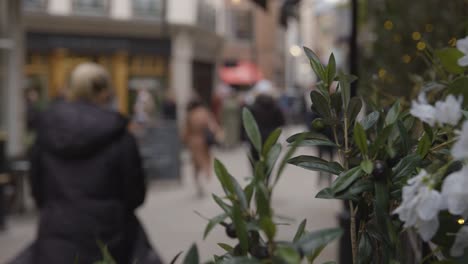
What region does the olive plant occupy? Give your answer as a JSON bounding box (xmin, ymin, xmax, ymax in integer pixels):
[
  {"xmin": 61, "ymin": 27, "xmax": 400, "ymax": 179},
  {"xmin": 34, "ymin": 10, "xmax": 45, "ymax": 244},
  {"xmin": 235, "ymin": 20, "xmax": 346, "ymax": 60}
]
[
  {"xmin": 177, "ymin": 108, "xmax": 343, "ymax": 264},
  {"xmin": 286, "ymin": 42, "xmax": 468, "ymax": 264}
]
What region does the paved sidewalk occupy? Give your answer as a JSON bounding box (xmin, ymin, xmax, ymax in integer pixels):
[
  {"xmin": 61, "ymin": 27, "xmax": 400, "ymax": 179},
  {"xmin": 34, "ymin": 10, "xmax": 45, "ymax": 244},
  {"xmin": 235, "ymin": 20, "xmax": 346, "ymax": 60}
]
[{"xmin": 0, "ymin": 127, "xmax": 343, "ymax": 263}]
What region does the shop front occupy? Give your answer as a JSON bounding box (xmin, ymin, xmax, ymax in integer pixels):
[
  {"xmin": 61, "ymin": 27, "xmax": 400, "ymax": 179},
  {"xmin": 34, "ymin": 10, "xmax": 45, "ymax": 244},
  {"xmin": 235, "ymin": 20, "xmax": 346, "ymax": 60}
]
[{"xmin": 25, "ymin": 32, "xmax": 171, "ymax": 115}]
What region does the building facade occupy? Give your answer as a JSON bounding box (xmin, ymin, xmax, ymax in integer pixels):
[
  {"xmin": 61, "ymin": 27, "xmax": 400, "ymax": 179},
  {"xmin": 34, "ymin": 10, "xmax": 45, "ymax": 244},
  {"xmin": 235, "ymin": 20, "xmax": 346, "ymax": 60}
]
[
  {"xmin": 222, "ymin": 0, "xmax": 285, "ymax": 88},
  {"xmin": 22, "ymin": 0, "xmax": 225, "ymax": 127},
  {"xmin": 1, "ymin": 1, "xmax": 24, "ymax": 156}
]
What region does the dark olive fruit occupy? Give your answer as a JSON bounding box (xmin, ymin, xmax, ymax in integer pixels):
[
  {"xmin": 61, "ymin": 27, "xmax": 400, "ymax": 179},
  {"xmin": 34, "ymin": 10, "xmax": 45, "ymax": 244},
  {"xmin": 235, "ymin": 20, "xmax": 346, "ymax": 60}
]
[
  {"xmin": 372, "ymin": 160, "xmax": 387, "ymax": 181},
  {"xmin": 249, "ymin": 245, "xmax": 269, "ymax": 259},
  {"xmin": 225, "ymin": 223, "xmax": 237, "ymax": 238}
]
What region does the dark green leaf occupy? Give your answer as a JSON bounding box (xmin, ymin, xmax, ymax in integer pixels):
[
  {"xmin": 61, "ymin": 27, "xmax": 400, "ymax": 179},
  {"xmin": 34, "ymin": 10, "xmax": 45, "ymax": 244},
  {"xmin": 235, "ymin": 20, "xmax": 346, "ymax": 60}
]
[
  {"xmin": 243, "ymin": 108, "xmax": 262, "ymax": 153},
  {"xmin": 293, "ymin": 219, "xmax": 307, "ymax": 242},
  {"xmin": 392, "ymin": 154, "xmax": 422, "ymax": 183},
  {"xmin": 295, "ymin": 228, "xmax": 343, "ymax": 258},
  {"xmin": 358, "ymin": 233, "xmax": 373, "ymax": 264},
  {"xmin": 295, "ymin": 139, "xmax": 337, "ymax": 148},
  {"xmin": 310, "ymin": 91, "xmax": 332, "ymax": 120},
  {"xmin": 331, "ymin": 167, "xmax": 363, "ymax": 194},
  {"xmin": 204, "ymin": 213, "xmax": 228, "ymax": 239},
  {"xmin": 385, "ymin": 101, "xmax": 401, "ymax": 126},
  {"xmin": 222, "ymin": 257, "xmax": 261, "ymax": 264},
  {"xmin": 347, "ymin": 97, "xmax": 363, "ymax": 127},
  {"xmin": 214, "ymin": 159, "xmax": 235, "ymax": 195},
  {"xmin": 361, "ymin": 160, "xmax": 374, "ymax": 174},
  {"xmin": 286, "ymin": 131, "xmax": 331, "ymax": 143},
  {"xmin": 260, "ymin": 217, "xmax": 276, "ymax": 240},
  {"xmin": 353, "ymin": 122, "xmax": 368, "ymax": 155},
  {"xmin": 231, "ymin": 175, "xmax": 248, "ymax": 211},
  {"xmin": 315, "ymin": 187, "xmax": 335, "ymax": 199},
  {"xmin": 217, "ymin": 243, "xmax": 233, "ymax": 252},
  {"xmin": 397, "ymin": 121, "xmax": 410, "ymax": 155},
  {"xmin": 335, "ymin": 179, "xmax": 373, "ymax": 201},
  {"xmin": 435, "ymin": 48, "xmax": 465, "ymax": 74},
  {"xmin": 266, "ymin": 143, "xmax": 282, "ymax": 177},
  {"xmin": 182, "ymin": 244, "xmax": 199, "ymax": 264},
  {"xmin": 322, "ymin": 262, "xmax": 337, "ymax": 264},
  {"xmin": 170, "ymin": 251, "xmax": 184, "ymax": 264},
  {"xmin": 275, "ymin": 246, "xmax": 301, "ymax": 264},
  {"xmin": 288, "ymin": 155, "xmax": 344, "ymax": 175},
  {"xmin": 262, "ymin": 128, "xmax": 282, "ymax": 157},
  {"xmin": 304, "ymin": 47, "xmax": 326, "ymax": 82},
  {"xmin": 360, "ymin": 111, "xmax": 380, "ymax": 130},
  {"xmin": 417, "ymin": 133, "xmax": 431, "ymax": 158},
  {"xmin": 212, "ymin": 194, "xmax": 232, "ymax": 214},
  {"xmin": 255, "ymin": 181, "xmax": 270, "ymax": 218},
  {"xmin": 244, "ymin": 183, "xmax": 255, "ymax": 207},
  {"xmin": 327, "ymin": 53, "xmax": 337, "ymax": 86},
  {"xmin": 330, "ymin": 91, "xmax": 343, "ymax": 116},
  {"xmin": 338, "ymin": 71, "xmax": 351, "ymax": 111},
  {"xmin": 232, "ymin": 205, "xmax": 249, "ymax": 255},
  {"xmin": 274, "ymin": 136, "xmax": 303, "ymax": 186}
]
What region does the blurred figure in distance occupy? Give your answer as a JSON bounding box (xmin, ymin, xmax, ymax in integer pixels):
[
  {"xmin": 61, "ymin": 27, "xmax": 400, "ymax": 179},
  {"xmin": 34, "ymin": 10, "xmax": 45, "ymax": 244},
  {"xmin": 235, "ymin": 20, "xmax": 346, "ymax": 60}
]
[
  {"xmin": 25, "ymin": 63, "xmax": 159, "ymax": 264},
  {"xmin": 249, "ymin": 94, "xmax": 285, "ymax": 161},
  {"xmin": 183, "ymin": 98, "xmax": 222, "ymax": 197}
]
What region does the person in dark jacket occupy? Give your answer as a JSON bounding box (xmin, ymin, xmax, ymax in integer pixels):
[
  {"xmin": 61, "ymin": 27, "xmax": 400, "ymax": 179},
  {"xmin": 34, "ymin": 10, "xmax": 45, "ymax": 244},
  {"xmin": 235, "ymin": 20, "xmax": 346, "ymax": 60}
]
[
  {"xmin": 27, "ymin": 63, "xmax": 154, "ymax": 264},
  {"xmin": 249, "ymin": 94, "xmax": 285, "ymax": 161}
]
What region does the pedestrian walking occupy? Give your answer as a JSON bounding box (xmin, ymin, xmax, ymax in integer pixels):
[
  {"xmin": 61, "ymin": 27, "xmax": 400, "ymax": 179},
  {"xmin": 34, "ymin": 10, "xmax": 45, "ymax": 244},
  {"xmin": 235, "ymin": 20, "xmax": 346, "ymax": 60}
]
[
  {"xmin": 183, "ymin": 99, "xmax": 222, "ymax": 197},
  {"xmin": 249, "ymin": 94, "xmax": 285, "ymax": 161},
  {"xmin": 13, "ymin": 63, "xmax": 160, "ymax": 264}
]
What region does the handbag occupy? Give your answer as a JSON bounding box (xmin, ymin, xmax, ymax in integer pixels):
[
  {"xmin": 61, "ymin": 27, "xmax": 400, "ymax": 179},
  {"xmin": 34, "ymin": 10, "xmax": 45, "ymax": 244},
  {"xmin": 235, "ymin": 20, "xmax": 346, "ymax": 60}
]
[{"xmin": 204, "ymin": 127, "xmax": 217, "ymax": 146}]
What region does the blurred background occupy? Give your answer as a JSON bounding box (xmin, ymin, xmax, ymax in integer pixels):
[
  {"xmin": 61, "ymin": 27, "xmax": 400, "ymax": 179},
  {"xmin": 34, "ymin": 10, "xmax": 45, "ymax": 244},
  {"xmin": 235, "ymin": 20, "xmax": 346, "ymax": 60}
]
[{"xmin": 0, "ymin": 0, "xmax": 467, "ymax": 263}]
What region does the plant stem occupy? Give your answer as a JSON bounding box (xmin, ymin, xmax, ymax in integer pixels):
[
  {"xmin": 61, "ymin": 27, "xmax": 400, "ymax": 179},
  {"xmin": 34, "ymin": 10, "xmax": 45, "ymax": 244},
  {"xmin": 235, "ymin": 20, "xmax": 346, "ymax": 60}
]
[
  {"xmin": 343, "ymin": 116, "xmax": 357, "ymax": 264},
  {"xmin": 430, "ymin": 137, "xmax": 457, "ymax": 152},
  {"xmin": 349, "ymin": 201, "xmax": 358, "ymax": 264}
]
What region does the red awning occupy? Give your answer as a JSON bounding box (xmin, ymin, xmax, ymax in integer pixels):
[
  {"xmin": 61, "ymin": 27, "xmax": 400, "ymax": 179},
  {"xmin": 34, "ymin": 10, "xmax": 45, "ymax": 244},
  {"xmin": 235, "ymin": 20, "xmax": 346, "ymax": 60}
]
[{"xmin": 220, "ymin": 61, "xmax": 263, "ymax": 85}]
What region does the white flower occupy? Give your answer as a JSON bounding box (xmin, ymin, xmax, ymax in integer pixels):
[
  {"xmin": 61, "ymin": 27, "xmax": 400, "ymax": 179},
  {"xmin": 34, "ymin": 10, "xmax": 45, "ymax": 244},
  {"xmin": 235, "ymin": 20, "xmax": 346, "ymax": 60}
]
[
  {"xmin": 410, "ymin": 93, "xmax": 463, "ymax": 127},
  {"xmin": 434, "ymin": 95, "xmax": 463, "ymax": 126},
  {"xmin": 410, "ymin": 93, "xmax": 437, "ymax": 127},
  {"xmin": 452, "ymin": 121, "xmax": 468, "ymax": 160},
  {"xmin": 457, "ymin": 36, "xmax": 468, "ymax": 67},
  {"xmin": 451, "ymin": 226, "xmax": 468, "ymax": 257},
  {"xmin": 393, "ymin": 170, "xmax": 443, "ymax": 241},
  {"xmin": 441, "ymin": 166, "xmax": 468, "ymax": 218}
]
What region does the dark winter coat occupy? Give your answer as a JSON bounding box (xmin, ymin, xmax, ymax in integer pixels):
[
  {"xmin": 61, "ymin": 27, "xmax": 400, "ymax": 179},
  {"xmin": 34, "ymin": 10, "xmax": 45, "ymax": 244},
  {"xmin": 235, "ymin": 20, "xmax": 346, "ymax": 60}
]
[{"xmin": 29, "ymin": 101, "xmax": 146, "ymax": 264}]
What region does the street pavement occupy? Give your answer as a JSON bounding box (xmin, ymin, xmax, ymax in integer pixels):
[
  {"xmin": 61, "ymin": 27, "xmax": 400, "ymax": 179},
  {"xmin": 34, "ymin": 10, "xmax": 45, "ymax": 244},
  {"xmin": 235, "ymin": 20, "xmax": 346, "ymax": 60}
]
[{"xmin": 0, "ymin": 127, "xmax": 343, "ymax": 263}]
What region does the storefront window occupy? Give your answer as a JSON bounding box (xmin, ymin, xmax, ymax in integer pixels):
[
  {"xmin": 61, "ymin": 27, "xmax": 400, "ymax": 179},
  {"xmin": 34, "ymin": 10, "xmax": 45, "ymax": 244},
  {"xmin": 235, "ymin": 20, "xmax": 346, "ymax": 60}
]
[
  {"xmin": 72, "ymin": 0, "xmax": 109, "ymax": 16},
  {"xmin": 197, "ymin": 0, "xmax": 216, "ymax": 32},
  {"xmin": 23, "ymin": 0, "xmax": 48, "ymax": 11},
  {"xmin": 132, "ymin": 0, "xmax": 164, "ymax": 20}
]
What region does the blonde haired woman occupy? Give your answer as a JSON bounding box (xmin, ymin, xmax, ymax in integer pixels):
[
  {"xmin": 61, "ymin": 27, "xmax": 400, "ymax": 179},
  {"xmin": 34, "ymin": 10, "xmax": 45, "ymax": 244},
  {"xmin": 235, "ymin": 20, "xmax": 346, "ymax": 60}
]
[{"xmin": 23, "ymin": 63, "xmax": 160, "ymax": 264}]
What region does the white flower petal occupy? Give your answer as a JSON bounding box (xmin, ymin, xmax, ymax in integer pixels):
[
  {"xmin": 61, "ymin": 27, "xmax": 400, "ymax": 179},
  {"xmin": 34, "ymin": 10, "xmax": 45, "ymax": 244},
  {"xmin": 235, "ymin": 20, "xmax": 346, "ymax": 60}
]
[
  {"xmin": 418, "ymin": 217, "xmax": 439, "ymax": 242},
  {"xmin": 451, "ymin": 226, "xmax": 468, "ymax": 257},
  {"xmin": 458, "ymin": 56, "xmax": 468, "ymax": 67},
  {"xmin": 457, "ymin": 36, "xmax": 468, "ymax": 54},
  {"xmin": 452, "ymin": 122, "xmax": 468, "ymax": 160},
  {"xmin": 417, "ymin": 189, "xmax": 442, "ymax": 220}
]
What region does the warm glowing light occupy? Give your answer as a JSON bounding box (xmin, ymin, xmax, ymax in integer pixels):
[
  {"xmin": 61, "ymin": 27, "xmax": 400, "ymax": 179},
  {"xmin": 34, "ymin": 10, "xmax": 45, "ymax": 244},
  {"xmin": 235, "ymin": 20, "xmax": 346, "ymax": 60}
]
[
  {"xmin": 412, "ymin": 32, "xmax": 422, "ymax": 41},
  {"xmin": 289, "ymin": 45, "xmax": 302, "ymax": 57},
  {"xmin": 458, "ymin": 218, "xmax": 465, "ymax": 225},
  {"xmin": 417, "ymin": 41, "xmax": 426, "ymax": 51},
  {"xmin": 232, "ymin": 0, "xmax": 241, "ymax": 4},
  {"xmin": 425, "ymin": 24, "xmax": 434, "ymax": 32},
  {"xmin": 378, "ymin": 69, "xmax": 387, "ymax": 79},
  {"xmin": 402, "ymin": 54, "xmax": 411, "ymax": 64},
  {"xmin": 449, "ymin": 37, "xmax": 457, "ymax": 47},
  {"xmin": 384, "ymin": 20, "xmax": 394, "ymax": 30}
]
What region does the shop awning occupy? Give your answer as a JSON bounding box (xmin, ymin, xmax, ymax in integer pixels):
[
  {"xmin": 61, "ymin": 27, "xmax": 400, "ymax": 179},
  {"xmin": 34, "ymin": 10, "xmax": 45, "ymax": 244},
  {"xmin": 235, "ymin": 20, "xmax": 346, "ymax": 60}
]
[{"xmin": 219, "ymin": 61, "xmax": 263, "ymax": 86}]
